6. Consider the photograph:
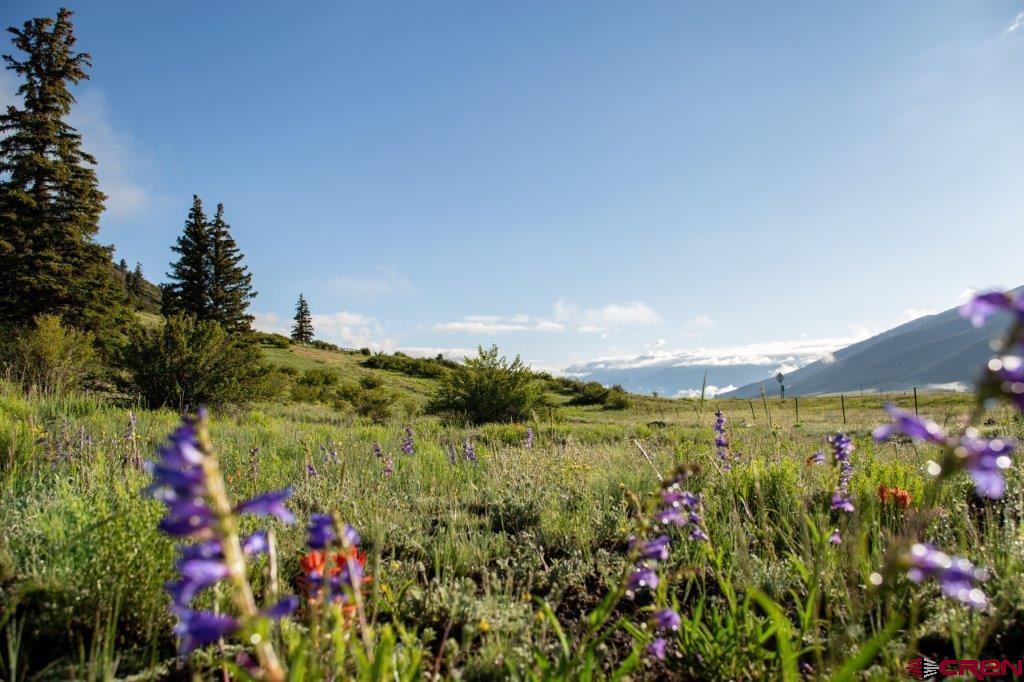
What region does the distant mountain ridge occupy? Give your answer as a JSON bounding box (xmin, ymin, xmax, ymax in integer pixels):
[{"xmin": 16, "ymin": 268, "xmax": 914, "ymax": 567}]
[{"xmin": 721, "ymin": 287, "xmax": 1022, "ymax": 398}]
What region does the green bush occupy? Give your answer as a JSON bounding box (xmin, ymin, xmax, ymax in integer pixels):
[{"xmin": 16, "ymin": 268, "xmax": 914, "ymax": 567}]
[
  {"xmin": 336, "ymin": 383, "xmax": 397, "ymax": 423},
  {"xmin": 290, "ymin": 368, "xmax": 340, "ymax": 403},
  {"xmin": 120, "ymin": 315, "xmax": 272, "ymax": 408},
  {"xmin": 602, "ymin": 389, "xmax": 632, "ymax": 410},
  {"xmin": 427, "ymin": 345, "xmax": 545, "ymax": 424},
  {"xmin": 254, "ymin": 331, "xmax": 290, "ymax": 348},
  {"xmin": 2, "ymin": 315, "xmax": 97, "ymax": 394},
  {"xmin": 566, "ymin": 381, "xmax": 610, "ymax": 406},
  {"xmin": 362, "ymin": 351, "xmax": 456, "ymax": 379}
]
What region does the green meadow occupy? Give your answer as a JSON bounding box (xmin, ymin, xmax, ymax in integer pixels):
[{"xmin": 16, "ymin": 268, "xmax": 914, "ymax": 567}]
[{"xmin": 1, "ymin": 342, "xmax": 1020, "ymax": 679}]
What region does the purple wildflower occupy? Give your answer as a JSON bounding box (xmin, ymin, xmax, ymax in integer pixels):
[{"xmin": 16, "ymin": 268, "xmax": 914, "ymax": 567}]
[
  {"xmin": 647, "ymin": 637, "xmax": 668, "ymax": 661},
  {"xmin": 905, "ymin": 543, "xmax": 988, "ymax": 609},
  {"xmin": 627, "ymin": 566, "xmax": 659, "ymax": 593},
  {"xmin": 652, "ymin": 608, "xmax": 681, "ymax": 631},
  {"xmin": 959, "ymin": 290, "xmax": 1022, "ymax": 328},
  {"xmin": 689, "ymin": 527, "xmax": 710, "ymax": 541},
  {"xmin": 401, "ymin": 426, "xmax": 414, "ymax": 455},
  {"xmin": 262, "ymin": 596, "xmax": 299, "ymax": 619},
  {"xmin": 173, "ymin": 609, "xmax": 239, "ymax": 654},
  {"xmin": 872, "ymin": 404, "xmax": 947, "ymax": 444},
  {"xmin": 829, "ymin": 529, "xmax": 842, "ymax": 545},
  {"xmin": 637, "ymin": 534, "xmax": 671, "ymax": 561},
  {"xmin": 955, "ymin": 433, "xmax": 1014, "ymax": 499},
  {"xmin": 463, "ymin": 438, "xmax": 477, "ymax": 463},
  {"xmin": 986, "ymin": 356, "xmax": 1024, "ymax": 412},
  {"xmin": 831, "ymin": 491, "xmax": 855, "ymax": 513},
  {"xmin": 306, "ymin": 462, "xmax": 318, "ymax": 478},
  {"xmin": 383, "ymin": 456, "xmax": 395, "ymax": 477},
  {"xmin": 235, "ymin": 489, "xmax": 295, "ymax": 524},
  {"xmin": 808, "ymin": 451, "xmax": 825, "ymax": 465},
  {"xmin": 525, "ymin": 427, "xmax": 534, "ymax": 450},
  {"xmin": 308, "ymin": 513, "xmax": 335, "ymax": 549},
  {"xmin": 829, "ymin": 433, "xmax": 854, "ymax": 463},
  {"xmin": 714, "ymin": 409, "xmax": 732, "ymax": 470},
  {"xmin": 655, "ymin": 506, "xmax": 687, "ymax": 526},
  {"xmin": 372, "ymin": 442, "xmax": 383, "ymax": 459}
]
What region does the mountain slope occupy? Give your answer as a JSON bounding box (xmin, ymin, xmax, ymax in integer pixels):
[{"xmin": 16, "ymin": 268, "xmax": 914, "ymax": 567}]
[{"xmin": 722, "ymin": 289, "xmax": 1020, "ymax": 397}]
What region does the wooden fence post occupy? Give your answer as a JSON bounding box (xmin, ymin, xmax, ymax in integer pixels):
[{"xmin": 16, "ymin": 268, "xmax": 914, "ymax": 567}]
[
  {"xmin": 795, "ymin": 396, "xmax": 800, "ymax": 422},
  {"xmin": 913, "ymin": 387, "xmax": 919, "ymax": 415},
  {"xmin": 840, "ymin": 394, "xmax": 847, "ymax": 424}
]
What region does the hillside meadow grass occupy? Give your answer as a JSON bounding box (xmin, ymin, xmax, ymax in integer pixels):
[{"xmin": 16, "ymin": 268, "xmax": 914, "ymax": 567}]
[{"xmin": 0, "ymin": 361, "xmax": 1021, "ymax": 679}]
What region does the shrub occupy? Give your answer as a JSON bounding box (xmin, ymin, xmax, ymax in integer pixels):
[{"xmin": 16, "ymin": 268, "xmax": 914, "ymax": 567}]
[
  {"xmin": 336, "ymin": 383, "xmax": 397, "ymax": 423},
  {"xmin": 567, "ymin": 381, "xmax": 610, "ymax": 406},
  {"xmin": 427, "ymin": 345, "xmax": 545, "ymax": 424},
  {"xmin": 2, "ymin": 315, "xmax": 97, "ymax": 394},
  {"xmin": 290, "ymin": 368, "xmax": 340, "ymax": 403},
  {"xmin": 120, "ymin": 315, "xmax": 272, "ymax": 408},
  {"xmin": 359, "ymin": 374, "xmax": 384, "ymax": 390},
  {"xmin": 603, "ymin": 389, "xmax": 632, "ymax": 410},
  {"xmin": 254, "ymin": 331, "xmax": 290, "ymax": 348},
  {"xmin": 362, "ymin": 351, "xmax": 456, "ymax": 379}
]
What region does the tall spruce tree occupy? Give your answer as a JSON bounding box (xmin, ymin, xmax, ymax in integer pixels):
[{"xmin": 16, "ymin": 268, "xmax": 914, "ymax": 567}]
[
  {"xmin": 291, "ymin": 293, "xmax": 313, "ymax": 343},
  {"xmin": 208, "ymin": 203, "xmax": 255, "ymax": 332},
  {"xmin": 0, "ymin": 8, "xmax": 129, "ymax": 345},
  {"xmin": 162, "ymin": 195, "xmax": 212, "ymax": 319}
]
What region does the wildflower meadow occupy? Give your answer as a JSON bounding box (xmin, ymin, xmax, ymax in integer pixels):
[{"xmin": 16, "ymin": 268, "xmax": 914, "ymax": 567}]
[{"xmin": 1, "ymin": 291, "xmax": 1022, "ymax": 679}]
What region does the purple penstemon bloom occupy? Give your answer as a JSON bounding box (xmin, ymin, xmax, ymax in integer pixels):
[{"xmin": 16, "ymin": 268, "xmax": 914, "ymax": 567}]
[
  {"xmin": 652, "ymin": 608, "xmax": 681, "ymax": 631},
  {"xmin": 372, "ymin": 442, "xmax": 383, "ymax": 459},
  {"xmin": 655, "ymin": 506, "xmax": 687, "ymax": 526},
  {"xmin": 308, "ymin": 513, "xmax": 335, "ymax": 549},
  {"xmin": 987, "ymin": 356, "xmax": 1024, "ymax": 412},
  {"xmin": 955, "ymin": 433, "xmax": 1014, "ymax": 499},
  {"xmin": 525, "ymin": 427, "xmax": 534, "ymax": 449},
  {"xmin": 809, "ymin": 451, "xmax": 825, "ymax": 465},
  {"xmin": 905, "ymin": 543, "xmax": 988, "ymax": 609},
  {"xmin": 959, "ymin": 290, "xmax": 1022, "ymax": 328},
  {"xmin": 173, "ymin": 608, "xmax": 240, "ymax": 654},
  {"xmin": 647, "ymin": 637, "xmax": 668, "ymax": 661},
  {"xmin": 402, "ymin": 425, "xmax": 414, "ymax": 455},
  {"xmin": 829, "ymin": 529, "xmax": 842, "ymax": 545},
  {"xmin": 637, "ymin": 534, "xmax": 671, "ymax": 561},
  {"xmin": 689, "ymin": 527, "xmax": 709, "ymax": 541},
  {"xmin": 627, "ymin": 566, "xmax": 659, "ymax": 593},
  {"xmin": 713, "ymin": 409, "xmax": 732, "ymax": 470},
  {"xmin": 463, "ymin": 438, "xmax": 477, "ymax": 463},
  {"xmin": 829, "ymin": 433, "xmax": 854, "ymax": 462},
  {"xmin": 872, "ymin": 404, "xmax": 948, "ymax": 445},
  {"xmin": 831, "ymin": 491, "xmax": 855, "ymax": 513},
  {"xmin": 235, "ymin": 488, "xmax": 295, "ymax": 524}
]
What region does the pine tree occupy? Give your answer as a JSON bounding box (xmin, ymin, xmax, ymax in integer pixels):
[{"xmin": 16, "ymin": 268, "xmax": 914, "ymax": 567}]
[
  {"xmin": 0, "ymin": 8, "xmax": 129, "ymax": 345},
  {"xmin": 291, "ymin": 294, "xmax": 314, "ymax": 343},
  {"xmin": 162, "ymin": 195, "xmax": 212, "ymax": 319},
  {"xmin": 208, "ymin": 203, "xmax": 255, "ymax": 333}
]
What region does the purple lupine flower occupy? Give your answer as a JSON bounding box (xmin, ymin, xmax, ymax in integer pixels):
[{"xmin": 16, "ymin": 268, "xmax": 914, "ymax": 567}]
[
  {"xmin": 383, "ymin": 456, "xmax": 395, "ymax": 477},
  {"xmin": 308, "ymin": 513, "xmax": 335, "ymax": 549},
  {"xmin": 463, "ymin": 438, "xmax": 477, "ymax": 463},
  {"xmin": 627, "ymin": 566, "xmax": 659, "ymax": 593},
  {"xmin": 829, "ymin": 433, "xmax": 854, "ymax": 462},
  {"xmin": 872, "ymin": 404, "xmax": 947, "ymax": 445},
  {"xmin": 401, "ymin": 426, "xmax": 414, "ymax": 455},
  {"xmin": 905, "ymin": 543, "xmax": 988, "ymax": 608},
  {"xmin": 829, "ymin": 529, "xmax": 842, "ymax": 545},
  {"xmin": 173, "ymin": 609, "xmax": 240, "ymax": 654},
  {"xmin": 525, "ymin": 427, "xmax": 534, "ymax": 450},
  {"xmin": 241, "ymin": 531, "xmax": 269, "ymax": 556},
  {"xmin": 987, "ymin": 356, "xmax": 1024, "ymax": 412},
  {"xmin": 372, "ymin": 442, "xmax": 383, "ymax": 459},
  {"xmin": 713, "ymin": 409, "xmax": 732, "ymax": 470},
  {"xmin": 652, "ymin": 608, "xmax": 681, "ymax": 631},
  {"xmin": 235, "ymin": 488, "xmax": 295, "ymax": 524},
  {"xmin": 959, "ymin": 290, "xmax": 1021, "ymax": 328},
  {"xmin": 262, "ymin": 596, "xmax": 299, "ymax": 619},
  {"xmin": 808, "ymin": 450, "xmax": 825, "ymax": 465},
  {"xmin": 158, "ymin": 500, "xmax": 215, "ymax": 537},
  {"xmin": 689, "ymin": 527, "xmax": 709, "ymax": 541},
  {"xmin": 956, "ymin": 433, "xmax": 1014, "ymax": 499},
  {"xmin": 306, "ymin": 463, "xmax": 318, "ymax": 478},
  {"xmin": 831, "ymin": 491, "xmax": 855, "ymax": 513},
  {"xmin": 638, "ymin": 534, "xmax": 671, "ymax": 561},
  {"xmin": 647, "ymin": 637, "xmax": 668, "ymax": 661},
  {"xmin": 655, "ymin": 506, "xmax": 687, "ymax": 526}
]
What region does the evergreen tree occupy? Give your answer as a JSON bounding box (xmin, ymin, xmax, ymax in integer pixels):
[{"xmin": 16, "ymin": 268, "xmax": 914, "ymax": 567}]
[
  {"xmin": 291, "ymin": 293, "xmax": 314, "ymax": 343},
  {"xmin": 0, "ymin": 8, "xmax": 129, "ymax": 346},
  {"xmin": 208, "ymin": 203, "xmax": 255, "ymax": 333},
  {"xmin": 162, "ymin": 195, "xmax": 212, "ymax": 319}
]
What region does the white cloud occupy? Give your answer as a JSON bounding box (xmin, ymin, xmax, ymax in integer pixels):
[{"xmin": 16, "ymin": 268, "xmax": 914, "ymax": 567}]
[
  {"xmin": 432, "ymin": 313, "xmax": 563, "ymax": 334},
  {"xmin": 566, "ymin": 335, "xmax": 861, "ymax": 373},
  {"xmin": 0, "ymin": 75, "xmax": 156, "ymax": 222},
  {"xmin": 554, "ymin": 298, "xmax": 662, "ymax": 330},
  {"xmin": 674, "ymin": 385, "xmax": 736, "ymax": 399},
  {"xmin": 253, "ymin": 309, "xmax": 395, "ymax": 349},
  {"xmin": 395, "ymin": 346, "xmax": 475, "ymax": 360},
  {"xmin": 1005, "ymin": 11, "xmax": 1024, "ymax": 34},
  {"xmin": 328, "ymin": 266, "xmax": 412, "ymax": 298}
]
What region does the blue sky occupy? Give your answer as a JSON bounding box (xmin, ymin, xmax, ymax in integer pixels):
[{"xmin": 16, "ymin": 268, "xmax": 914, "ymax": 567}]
[{"xmin": 3, "ymin": 1, "xmax": 1023, "ymax": 375}]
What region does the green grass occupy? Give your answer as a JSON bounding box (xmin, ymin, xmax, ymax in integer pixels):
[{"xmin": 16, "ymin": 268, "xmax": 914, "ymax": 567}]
[{"xmin": 0, "ymin": 368, "xmax": 1021, "ymax": 679}]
